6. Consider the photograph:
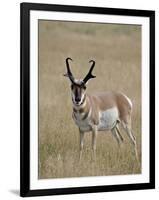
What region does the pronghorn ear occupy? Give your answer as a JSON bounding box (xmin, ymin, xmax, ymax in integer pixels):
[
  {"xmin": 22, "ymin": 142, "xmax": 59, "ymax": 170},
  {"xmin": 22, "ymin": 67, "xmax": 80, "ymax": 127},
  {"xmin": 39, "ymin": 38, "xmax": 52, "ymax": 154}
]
[
  {"xmin": 63, "ymin": 73, "xmax": 69, "ymax": 78},
  {"xmin": 83, "ymin": 81, "xmax": 89, "ymax": 86},
  {"xmin": 63, "ymin": 73, "xmax": 73, "ymax": 83},
  {"xmin": 81, "ymin": 81, "xmax": 87, "ymax": 88},
  {"xmin": 63, "ymin": 73, "xmax": 70, "ymax": 82},
  {"xmin": 81, "ymin": 79, "xmax": 91, "ymax": 86}
]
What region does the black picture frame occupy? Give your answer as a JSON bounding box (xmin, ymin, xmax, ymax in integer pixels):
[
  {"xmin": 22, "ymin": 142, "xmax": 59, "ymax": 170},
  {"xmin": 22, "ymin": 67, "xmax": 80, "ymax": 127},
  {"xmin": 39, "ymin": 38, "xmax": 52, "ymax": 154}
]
[{"xmin": 20, "ymin": 2, "xmax": 155, "ymax": 197}]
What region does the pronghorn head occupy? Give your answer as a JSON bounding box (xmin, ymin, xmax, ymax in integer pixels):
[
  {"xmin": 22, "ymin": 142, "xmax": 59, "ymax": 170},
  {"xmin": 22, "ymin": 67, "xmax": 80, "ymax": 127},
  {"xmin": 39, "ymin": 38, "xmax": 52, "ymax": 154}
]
[{"xmin": 64, "ymin": 57, "xmax": 96, "ymax": 106}]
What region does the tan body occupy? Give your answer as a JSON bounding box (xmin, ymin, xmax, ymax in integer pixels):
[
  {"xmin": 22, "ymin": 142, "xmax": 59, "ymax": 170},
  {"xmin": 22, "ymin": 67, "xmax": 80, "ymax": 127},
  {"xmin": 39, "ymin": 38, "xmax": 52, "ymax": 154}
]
[
  {"xmin": 72, "ymin": 91, "xmax": 138, "ymax": 161},
  {"xmin": 73, "ymin": 91, "xmax": 131, "ymax": 131}
]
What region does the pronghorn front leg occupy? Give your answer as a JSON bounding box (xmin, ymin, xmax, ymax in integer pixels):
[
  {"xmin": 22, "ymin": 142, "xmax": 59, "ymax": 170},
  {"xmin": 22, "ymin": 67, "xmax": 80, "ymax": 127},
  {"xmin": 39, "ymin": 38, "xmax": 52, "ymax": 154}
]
[
  {"xmin": 92, "ymin": 125, "xmax": 98, "ymax": 161},
  {"xmin": 79, "ymin": 128, "xmax": 84, "ymax": 161}
]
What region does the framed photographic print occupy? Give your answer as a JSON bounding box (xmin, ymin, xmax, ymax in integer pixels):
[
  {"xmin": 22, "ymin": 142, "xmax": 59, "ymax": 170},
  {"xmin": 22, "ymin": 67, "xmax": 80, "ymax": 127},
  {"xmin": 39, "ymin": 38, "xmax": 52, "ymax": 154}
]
[{"xmin": 20, "ymin": 2, "xmax": 155, "ymax": 197}]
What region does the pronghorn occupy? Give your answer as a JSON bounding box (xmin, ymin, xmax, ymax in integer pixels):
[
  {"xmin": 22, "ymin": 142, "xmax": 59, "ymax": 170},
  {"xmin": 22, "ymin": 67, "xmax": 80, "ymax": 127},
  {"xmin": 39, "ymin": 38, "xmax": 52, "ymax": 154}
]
[{"xmin": 64, "ymin": 57, "xmax": 138, "ymax": 161}]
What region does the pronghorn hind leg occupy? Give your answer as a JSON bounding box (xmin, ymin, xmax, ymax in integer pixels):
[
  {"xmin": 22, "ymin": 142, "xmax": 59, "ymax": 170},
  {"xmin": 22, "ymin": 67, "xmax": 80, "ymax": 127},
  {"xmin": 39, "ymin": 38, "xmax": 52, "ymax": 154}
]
[
  {"xmin": 79, "ymin": 129, "xmax": 84, "ymax": 161},
  {"xmin": 116, "ymin": 125, "xmax": 124, "ymax": 142},
  {"xmin": 122, "ymin": 121, "xmax": 139, "ymax": 163},
  {"xmin": 111, "ymin": 127, "xmax": 121, "ymax": 147}
]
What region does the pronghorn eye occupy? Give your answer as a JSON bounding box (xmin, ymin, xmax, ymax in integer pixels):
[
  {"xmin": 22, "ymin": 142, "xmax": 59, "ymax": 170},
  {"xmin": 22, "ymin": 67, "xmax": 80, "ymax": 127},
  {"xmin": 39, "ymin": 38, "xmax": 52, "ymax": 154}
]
[{"xmin": 83, "ymin": 85, "xmax": 86, "ymax": 90}]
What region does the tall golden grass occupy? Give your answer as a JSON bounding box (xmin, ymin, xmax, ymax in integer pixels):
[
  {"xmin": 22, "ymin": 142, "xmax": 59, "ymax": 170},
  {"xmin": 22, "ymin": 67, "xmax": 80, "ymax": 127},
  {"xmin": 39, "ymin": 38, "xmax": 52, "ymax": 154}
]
[{"xmin": 38, "ymin": 21, "xmax": 141, "ymax": 179}]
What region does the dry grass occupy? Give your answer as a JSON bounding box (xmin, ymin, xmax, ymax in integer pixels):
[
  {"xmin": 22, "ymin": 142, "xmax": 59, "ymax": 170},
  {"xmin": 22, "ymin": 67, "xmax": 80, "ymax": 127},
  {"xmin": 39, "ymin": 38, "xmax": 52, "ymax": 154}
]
[{"xmin": 38, "ymin": 20, "xmax": 141, "ymax": 179}]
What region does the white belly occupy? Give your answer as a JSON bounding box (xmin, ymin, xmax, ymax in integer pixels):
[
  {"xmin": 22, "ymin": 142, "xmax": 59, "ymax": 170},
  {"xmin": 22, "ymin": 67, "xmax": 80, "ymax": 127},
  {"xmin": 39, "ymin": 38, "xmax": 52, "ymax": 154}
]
[
  {"xmin": 98, "ymin": 107, "xmax": 119, "ymax": 131},
  {"xmin": 73, "ymin": 107, "xmax": 119, "ymax": 132}
]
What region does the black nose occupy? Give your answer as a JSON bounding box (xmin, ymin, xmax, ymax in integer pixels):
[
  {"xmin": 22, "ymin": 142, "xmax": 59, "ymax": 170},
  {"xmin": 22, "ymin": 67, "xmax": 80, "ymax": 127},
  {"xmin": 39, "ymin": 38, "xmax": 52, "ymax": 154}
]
[{"xmin": 75, "ymin": 97, "xmax": 81, "ymax": 102}]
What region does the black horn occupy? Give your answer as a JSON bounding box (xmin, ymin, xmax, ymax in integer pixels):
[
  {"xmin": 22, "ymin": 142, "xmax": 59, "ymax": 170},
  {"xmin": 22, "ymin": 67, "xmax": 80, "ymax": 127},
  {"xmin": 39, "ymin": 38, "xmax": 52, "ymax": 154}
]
[
  {"xmin": 83, "ymin": 60, "xmax": 96, "ymax": 84},
  {"xmin": 64, "ymin": 57, "xmax": 75, "ymax": 83}
]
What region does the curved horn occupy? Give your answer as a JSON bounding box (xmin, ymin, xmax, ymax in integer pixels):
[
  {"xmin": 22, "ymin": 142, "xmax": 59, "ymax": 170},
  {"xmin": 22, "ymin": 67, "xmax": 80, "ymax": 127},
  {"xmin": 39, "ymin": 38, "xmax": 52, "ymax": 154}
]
[
  {"xmin": 64, "ymin": 57, "xmax": 75, "ymax": 83},
  {"xmin": 83, "ymin": 60, "xmax": 96, "ymax": 84}
]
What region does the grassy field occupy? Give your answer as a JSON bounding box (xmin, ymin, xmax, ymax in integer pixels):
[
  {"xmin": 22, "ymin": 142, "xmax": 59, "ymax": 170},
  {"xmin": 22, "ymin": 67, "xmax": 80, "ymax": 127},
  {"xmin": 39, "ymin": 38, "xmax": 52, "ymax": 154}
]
[{"xmin": 38, "ymin": 20, "xmax": 141, "ymax": 179}]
